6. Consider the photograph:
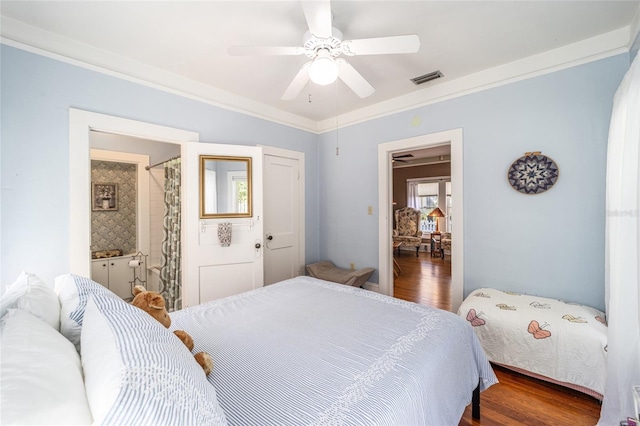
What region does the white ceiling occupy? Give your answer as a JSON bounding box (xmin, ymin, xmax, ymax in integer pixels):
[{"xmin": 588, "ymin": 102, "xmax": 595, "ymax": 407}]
[{"xmin": 1, "ymin": 1, "xmax": 639, "ymax": 133}]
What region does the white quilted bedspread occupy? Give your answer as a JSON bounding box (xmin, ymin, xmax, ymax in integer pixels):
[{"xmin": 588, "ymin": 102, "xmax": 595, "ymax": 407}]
[{"xmin": 458, "ymin": 287, "xmax": 607, "ymax": 395}]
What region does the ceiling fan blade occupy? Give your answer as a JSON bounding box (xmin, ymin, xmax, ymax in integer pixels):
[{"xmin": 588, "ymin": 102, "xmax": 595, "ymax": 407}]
[
  {"xmin": 301, "ymin": 0, "xmax": 332, "ymax": 38},
  {"xmin": 281, "ymin": 62, "xmax": 311, "ymax": 100},
  {"xmin": 228, "ymin": 46, "xmax": 304, "ymax": 56},
  {"xmin": 342, "ymin": 34, "xmax": 421, "ymax": 56},
  {"xmin": 336, "ymin": 59, "xmax": 374, "ymax": 98}
]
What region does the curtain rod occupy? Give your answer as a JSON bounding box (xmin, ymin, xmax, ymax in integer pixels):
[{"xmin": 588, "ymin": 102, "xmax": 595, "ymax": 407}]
[{"xmin": 145, "ymin": 156, "xmax": 180, "ymax": 170}]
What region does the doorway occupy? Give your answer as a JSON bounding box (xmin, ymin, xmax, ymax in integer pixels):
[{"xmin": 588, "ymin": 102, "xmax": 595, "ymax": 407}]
[
  {"xmin": 69, "ymin": 109, "xmax": 305, "ymax": 307},
  {"xmin": 89, "ymin": 134, "xmax": 181, "ymax": 295},
  {"xmin": 391, "ymin": 149, "xmax": 452, "ymax": 309},
  {"xmin": 69, "ymin": 109, "xmax": 197, "ymax": 278},
  {"xmin": 377, "ymin": 128, "xmax": 464, "ymax": 312}
]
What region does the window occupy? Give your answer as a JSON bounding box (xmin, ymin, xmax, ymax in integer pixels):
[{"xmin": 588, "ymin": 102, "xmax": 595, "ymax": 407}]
[
  {"xmin": 417, "ymin": 182, "xmax": 438, "ymax": 233},
  {"xmin": 228, "ymin": 172, "xmax": 248, "ymax": 213},
  {"xmin": 234, "ymin": 179, "xmax": 248, "ymax": 212}
]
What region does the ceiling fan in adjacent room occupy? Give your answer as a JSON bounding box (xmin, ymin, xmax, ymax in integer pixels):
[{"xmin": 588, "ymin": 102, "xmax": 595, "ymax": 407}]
[
  {"xmin": 228, "ymin": 0, "xmax": 420, "ymax": 100},
  {"xmin": 392, "ymin": 153, "xmax": 414, "ymax": 163}
]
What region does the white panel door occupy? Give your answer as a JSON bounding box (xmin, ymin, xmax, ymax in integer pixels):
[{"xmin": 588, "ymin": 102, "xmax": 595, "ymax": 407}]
[
  {"xmin": 183, "ymin": 142, "xmax": 263, "ymax": 307},
  {"xmin": 263, "ymin": 153, "xmax": 301, "ymax": 285}
]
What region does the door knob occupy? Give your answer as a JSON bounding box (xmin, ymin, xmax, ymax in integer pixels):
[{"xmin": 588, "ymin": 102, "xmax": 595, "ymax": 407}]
[
  {"xmin": 255, "ymin": 242, "xmax": 261, "ymax": 249},
  {"xmin": 267, "ymin": 234, "xmax": 273, "ymax": 241}
]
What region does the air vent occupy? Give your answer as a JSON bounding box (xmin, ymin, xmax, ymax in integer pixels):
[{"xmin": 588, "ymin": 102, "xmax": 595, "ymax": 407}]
[{"xmin": 411, "ymin": 70, "xmax": 443, "ymax": 85}]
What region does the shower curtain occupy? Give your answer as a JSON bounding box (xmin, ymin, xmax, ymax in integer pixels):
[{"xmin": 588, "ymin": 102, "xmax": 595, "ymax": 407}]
[
  {"xmin": 597, "ymin": 53, "xmax": 640, "ymax": 424},
  {"xmin": 160, "ymin": 157, "xmax": 182, "ymax": 312}
]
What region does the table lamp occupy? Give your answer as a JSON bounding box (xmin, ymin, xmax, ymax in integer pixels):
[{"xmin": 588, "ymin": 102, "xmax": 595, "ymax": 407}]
[{"xmin": 428, "ymin": 207, "xmax": 445, "ymax": 233}]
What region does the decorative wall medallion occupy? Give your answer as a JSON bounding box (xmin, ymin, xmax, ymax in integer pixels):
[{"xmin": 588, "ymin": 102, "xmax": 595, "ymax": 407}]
[{"xmin": 507, "ymin": 152, "xmax": 559, "ymax": 194}]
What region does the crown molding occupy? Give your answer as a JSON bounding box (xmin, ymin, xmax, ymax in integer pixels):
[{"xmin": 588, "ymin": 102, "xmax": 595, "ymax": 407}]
[
  {"xmin": 0, "ymin": 16, "xmax": 319, "ymax": 133},
  {"xmin": 1, "ymin": 15, "xmax": 634, "ymax": 136},
  {"xmin": 317, "ymin": 26, "xmax": 631, "ymax": 133}
]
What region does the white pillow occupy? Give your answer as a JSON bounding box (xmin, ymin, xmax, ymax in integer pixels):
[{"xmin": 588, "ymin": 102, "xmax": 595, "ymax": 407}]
[
  {"xmin": 0, "ymin": 271, "xmax": 60, "ymax": 330},
  {"xmin": 55, "ymin": 273, "xmax": 119, "ymax": 352},
  {"xmin": 0, "ymin": 308, "xmax": 93, "ymax": 425},
  {"xmin": 82, "ymin": 294, "xmax": 228, "ymax": 425}
]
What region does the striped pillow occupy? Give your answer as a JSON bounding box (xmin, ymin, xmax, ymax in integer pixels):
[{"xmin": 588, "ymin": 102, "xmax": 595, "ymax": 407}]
[
  {"xmin": 54, "ymin": 273, "xmax": 120, "ymax": 352},
  {"xmin": 81, "ymin": 294, "xmax": 227, "ymax": 425}
]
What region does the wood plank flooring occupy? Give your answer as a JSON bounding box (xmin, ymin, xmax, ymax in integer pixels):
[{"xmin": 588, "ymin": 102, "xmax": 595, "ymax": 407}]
[
  {"xmin": 392, "ymin": 250, "xmax": 602, "ymax": 425},
  {"xmin": 393, "ymin": 249, "xmax": 452, "ymax": 311}
]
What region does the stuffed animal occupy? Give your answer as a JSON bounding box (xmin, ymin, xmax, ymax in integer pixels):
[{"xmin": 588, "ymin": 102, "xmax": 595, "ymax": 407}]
[{"xmin": 131, "ymin": 285, "xmax": 213, "ymax": 375}]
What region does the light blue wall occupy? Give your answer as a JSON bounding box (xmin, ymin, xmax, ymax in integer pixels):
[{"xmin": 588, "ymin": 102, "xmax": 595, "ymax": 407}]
[
  {"xmin": 318, "ymin": 54, "xmax": 630, "ymax": 311},
  {"xmin": 632, "ymin": 30, "xmax": 640, "ymax": 62},
  {"xmin": 0, "ymin": 45, "xmax": 319, "ymax": 287},
  {"xmin": 0, "ymin": 43, "xmax": 631, "ymax": 311}
]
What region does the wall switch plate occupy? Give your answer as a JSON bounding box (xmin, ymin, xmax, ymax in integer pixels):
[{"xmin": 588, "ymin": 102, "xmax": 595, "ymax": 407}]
[{"xmin": 367, "ymin": 206, "xmax": 373, "ymax": 215}]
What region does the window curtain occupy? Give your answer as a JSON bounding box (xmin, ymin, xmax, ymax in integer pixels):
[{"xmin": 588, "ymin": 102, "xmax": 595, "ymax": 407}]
[
  {"xmin": 407, "ymin": 181, "xmax": 419, "ymax": 209},
  {"xmin": 598, "ymin": 53, "xmax": 640, "ymax": 424},
  {"xmin": 160, "ymin": 157, "xmax": 182, "ymax": 312}
]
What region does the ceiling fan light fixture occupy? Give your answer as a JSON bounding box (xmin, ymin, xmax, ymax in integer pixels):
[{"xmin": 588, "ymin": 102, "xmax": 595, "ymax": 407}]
[{"xmin": 308, "ymin": 49, "xmax": 338, "ymax": 85}]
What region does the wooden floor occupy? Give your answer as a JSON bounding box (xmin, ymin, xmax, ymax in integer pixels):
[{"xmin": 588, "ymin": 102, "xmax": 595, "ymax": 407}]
[
  {"xmin": 393, "ymin": 248, "xmax": 453, "ymax": 311},
  {"xmin": 393, "ymin": 250, "xmax": 601, "ymax": 425}
]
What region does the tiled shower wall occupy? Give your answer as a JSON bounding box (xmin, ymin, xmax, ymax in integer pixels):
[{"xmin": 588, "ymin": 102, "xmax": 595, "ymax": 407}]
[{"xmin": 91, "ymin": 160, "xmax": 137, "ymax": 254}]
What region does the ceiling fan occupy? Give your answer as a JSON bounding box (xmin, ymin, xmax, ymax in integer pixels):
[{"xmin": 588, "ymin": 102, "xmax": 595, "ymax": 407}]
[
  {"xmin": 228, "ymin": 0, "xmax": 420, "ymax": 100},
  {"xmin": 392, "ymin": 153, "xmax": 414, "ymax": 163}
]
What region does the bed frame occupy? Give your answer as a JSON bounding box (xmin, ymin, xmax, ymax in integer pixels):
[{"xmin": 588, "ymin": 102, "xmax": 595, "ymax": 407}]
[{"xmin": 473, "ymin": 381, "xmax": 481, "ymax": 419}]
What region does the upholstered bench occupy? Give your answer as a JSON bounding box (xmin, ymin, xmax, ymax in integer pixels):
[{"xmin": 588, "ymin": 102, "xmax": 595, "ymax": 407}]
[{"xmin": 306, "ymin": 261, "xmax": 375, "ymax": 288}]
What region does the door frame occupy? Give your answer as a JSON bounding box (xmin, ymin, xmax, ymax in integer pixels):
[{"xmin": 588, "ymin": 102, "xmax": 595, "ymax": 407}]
[
  {"xmin": 69, "ymin": 109, "xmax": 198, "ymax": 277},
  {"xmin": 260, "ymin": 145, "xmax": 306, "ymax": 277},
  {"xmin": 377, "ymin": 128, "xmax": 464, "ymax": 312}
]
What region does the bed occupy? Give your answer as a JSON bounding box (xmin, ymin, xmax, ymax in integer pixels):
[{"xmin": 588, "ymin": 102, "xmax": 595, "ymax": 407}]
[
  {"xmin": 1, "ymin": 272, "xmax": 498, "ymax": 425},
  {"xmin": 458, "ymin": 287, "xmax": 607, "ymax": 399}
]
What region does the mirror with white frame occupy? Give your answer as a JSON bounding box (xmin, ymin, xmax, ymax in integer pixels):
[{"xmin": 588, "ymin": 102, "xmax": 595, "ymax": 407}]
[{"xmin": 200, "ymin": 155, "xmax": 252, "ymax": 218}]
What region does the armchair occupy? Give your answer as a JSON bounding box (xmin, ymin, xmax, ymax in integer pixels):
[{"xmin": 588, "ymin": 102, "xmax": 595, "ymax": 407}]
[
  {"xmin": 393, "ymin": 207, "xmax": 423, "ymax": 257},
  {"xmin": 441, "ymin": 232, "xmax": 452, "ymax": 261}
]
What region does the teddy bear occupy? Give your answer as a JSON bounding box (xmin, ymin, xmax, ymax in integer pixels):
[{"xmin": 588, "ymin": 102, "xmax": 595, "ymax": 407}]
[{"xmin": 131, "ymin": 285, "xmax": 213, "ymax": 376}]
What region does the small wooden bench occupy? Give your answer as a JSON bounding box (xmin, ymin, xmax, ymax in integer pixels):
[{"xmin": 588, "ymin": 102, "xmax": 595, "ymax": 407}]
[{"xmin": 306, "ymin": 261, "xmax": 375, "ymax": 288}]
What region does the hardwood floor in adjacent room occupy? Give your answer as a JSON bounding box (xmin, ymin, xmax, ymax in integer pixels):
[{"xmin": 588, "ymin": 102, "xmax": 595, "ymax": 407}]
[
  {"xmin": 393, "ymin": 249, "xmax": 452, "ymax": 311},
  {"xmin": 392, "ymin": 250, "xmax": 601, "ymax": 426}
]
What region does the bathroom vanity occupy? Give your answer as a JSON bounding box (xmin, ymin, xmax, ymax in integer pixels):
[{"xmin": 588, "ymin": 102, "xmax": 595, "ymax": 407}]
[{"xmin": 91, "ymin": 255, "xmax": 144, "ymax": 300}]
